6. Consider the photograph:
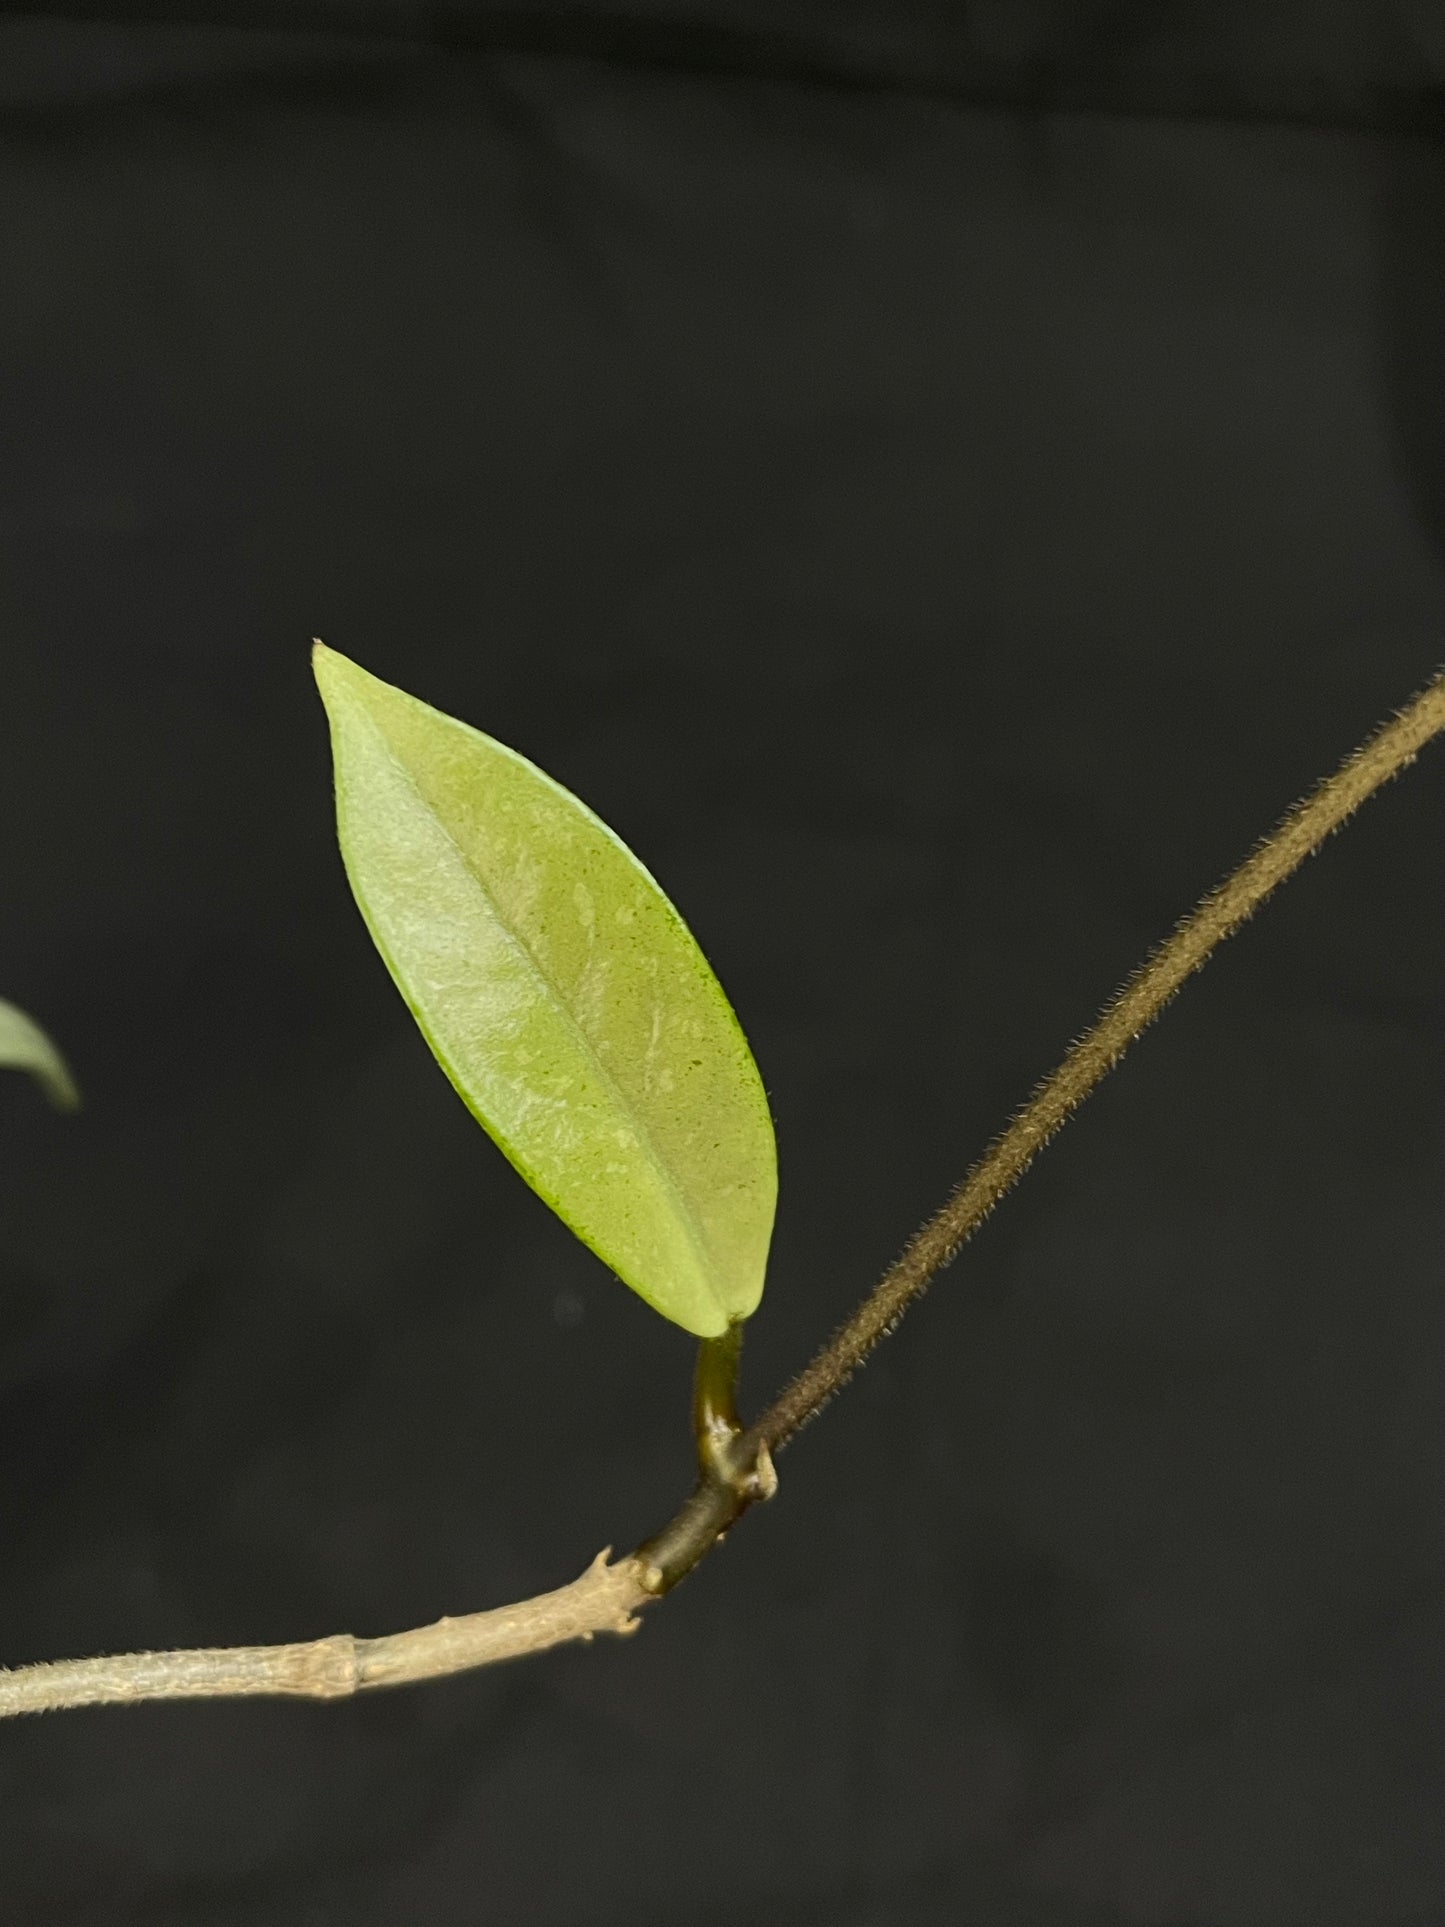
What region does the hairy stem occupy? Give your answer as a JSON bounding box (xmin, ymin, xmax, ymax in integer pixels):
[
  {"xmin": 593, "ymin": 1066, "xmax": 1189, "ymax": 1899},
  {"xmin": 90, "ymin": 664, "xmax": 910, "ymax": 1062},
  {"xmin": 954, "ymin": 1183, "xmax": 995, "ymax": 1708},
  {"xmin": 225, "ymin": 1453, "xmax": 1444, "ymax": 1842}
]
[
  {"xmin": 4, "ymin": 669, "xmax": 1444, "ymax": 1717},
  {"xmin": 742, "ymin": 668, "xmax": 1445, "ymax": 1455}
]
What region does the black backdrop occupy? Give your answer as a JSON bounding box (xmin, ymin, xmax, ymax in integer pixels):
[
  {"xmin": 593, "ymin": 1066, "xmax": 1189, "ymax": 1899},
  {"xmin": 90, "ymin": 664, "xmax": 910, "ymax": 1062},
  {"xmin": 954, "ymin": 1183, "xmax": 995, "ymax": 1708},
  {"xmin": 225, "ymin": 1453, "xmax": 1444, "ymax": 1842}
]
[{"xmin": 4, "ymin": 7, "xmax": 1445, "ymax": 1923}]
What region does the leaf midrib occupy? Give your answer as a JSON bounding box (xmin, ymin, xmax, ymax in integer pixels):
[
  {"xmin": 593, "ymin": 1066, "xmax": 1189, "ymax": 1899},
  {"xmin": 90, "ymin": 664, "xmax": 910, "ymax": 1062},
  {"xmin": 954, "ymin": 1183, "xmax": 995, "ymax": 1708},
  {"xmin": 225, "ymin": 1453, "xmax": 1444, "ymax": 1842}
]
[{"xmin": 360, "ymin": 706, "xmax": 726, "ymax": 1321}]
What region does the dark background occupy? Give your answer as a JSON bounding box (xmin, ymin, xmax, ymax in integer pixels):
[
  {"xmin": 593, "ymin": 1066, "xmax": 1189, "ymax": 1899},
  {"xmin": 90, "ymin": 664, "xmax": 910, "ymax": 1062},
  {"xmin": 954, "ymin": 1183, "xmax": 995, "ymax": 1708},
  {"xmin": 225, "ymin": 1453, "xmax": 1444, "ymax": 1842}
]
[{"xmin": 4, "ymin": 5, "xmax": 1445, "ymax": 1922}]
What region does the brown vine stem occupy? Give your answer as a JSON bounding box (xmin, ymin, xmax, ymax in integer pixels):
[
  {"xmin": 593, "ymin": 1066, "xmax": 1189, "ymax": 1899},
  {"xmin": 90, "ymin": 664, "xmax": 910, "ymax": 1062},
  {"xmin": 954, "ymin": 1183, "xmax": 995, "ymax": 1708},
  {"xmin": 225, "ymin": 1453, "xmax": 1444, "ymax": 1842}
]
[
  {"xmin": 3, "ymin": 668, "xmax": 1445, "ymax": 1717},
  {"xmin": 741, "ymin": 665, "xmax": 1445, "ymax": 1460}
]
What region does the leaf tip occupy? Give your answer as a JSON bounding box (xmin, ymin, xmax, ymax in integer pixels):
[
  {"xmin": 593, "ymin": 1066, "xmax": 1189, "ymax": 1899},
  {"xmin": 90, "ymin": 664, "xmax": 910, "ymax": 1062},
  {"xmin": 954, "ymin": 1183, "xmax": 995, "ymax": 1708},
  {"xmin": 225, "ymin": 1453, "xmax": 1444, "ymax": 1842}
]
[
  {"xmin": 311, "ymin": 636, "xmax": 344, "ymax": 687},
  {"xmin": 312, "ymin": 642, "xmax": 377, "ymax": 732},
  {"xmin": 0, "ymin": 1001, "xmax": 81, "ymax": 1113},
  {"xmin": 47, "ymin": 1069, "xmax": 82, "ymax": 1113}
]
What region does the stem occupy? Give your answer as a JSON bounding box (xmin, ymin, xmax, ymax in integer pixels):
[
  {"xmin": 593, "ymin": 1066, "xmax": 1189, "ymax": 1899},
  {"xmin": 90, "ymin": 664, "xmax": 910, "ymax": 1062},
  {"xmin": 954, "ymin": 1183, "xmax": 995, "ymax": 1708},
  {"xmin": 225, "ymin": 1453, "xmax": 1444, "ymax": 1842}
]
[
  {"xmin": 741, "ymin": 665, "xmax": 1445, "ymax": 1457},
  {"xmin": 0, "ymin": 1552, "xmax": 648, "ymax": 1715},
  {"xmin": 632, "ymin": 1325, "xmax": 778, "ymax": 1596},
  {"xmin": 4, "ymin": 668, "xmax": 1444, "ymax": 1716}
]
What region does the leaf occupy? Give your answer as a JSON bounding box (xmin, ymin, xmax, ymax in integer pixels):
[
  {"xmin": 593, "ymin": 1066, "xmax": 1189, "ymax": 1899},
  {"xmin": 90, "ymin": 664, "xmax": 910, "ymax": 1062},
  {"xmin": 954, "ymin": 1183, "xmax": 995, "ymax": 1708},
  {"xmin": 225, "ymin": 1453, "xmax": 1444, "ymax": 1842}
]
[
  {"xmin": 0, "ymin": 1000, "xmax": 79, "ymax": 1110},
  {"xmin": 312, "ymin": 643, "xmax": 776, "ymax": 1338}
]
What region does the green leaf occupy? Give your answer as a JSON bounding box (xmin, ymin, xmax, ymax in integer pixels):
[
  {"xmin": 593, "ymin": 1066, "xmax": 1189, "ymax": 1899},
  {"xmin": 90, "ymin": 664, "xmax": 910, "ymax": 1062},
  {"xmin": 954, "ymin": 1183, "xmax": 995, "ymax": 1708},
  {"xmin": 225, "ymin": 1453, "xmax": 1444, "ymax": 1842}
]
[
  {"xmin": 0, "ymin": 1000, "xmax": 79, "ymax": 1110},
  {"xmin": 312, "ymin": 643, "xmax": 776, "ymax": 1338}
]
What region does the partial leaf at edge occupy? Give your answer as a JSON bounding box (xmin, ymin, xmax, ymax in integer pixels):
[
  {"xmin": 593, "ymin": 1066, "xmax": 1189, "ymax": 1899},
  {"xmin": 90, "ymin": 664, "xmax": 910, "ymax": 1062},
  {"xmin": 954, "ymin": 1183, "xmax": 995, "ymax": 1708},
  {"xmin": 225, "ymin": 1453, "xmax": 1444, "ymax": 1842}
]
[
  {"xmin": 312, "ymin": 643, "xmax": 776, "ymax": 1338},
  {"xmin": 0, "ymin": 1000, "xmax": 79, "ymax": 1110}
]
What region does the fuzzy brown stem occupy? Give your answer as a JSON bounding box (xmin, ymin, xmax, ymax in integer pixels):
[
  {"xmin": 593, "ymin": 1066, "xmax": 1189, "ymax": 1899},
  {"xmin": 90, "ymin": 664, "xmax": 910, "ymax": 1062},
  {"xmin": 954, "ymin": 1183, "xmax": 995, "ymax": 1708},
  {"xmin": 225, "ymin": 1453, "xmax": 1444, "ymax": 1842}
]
[{"xmin": 740, "ymin": 666, "xmax": 1445, "ymax": 1457}]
